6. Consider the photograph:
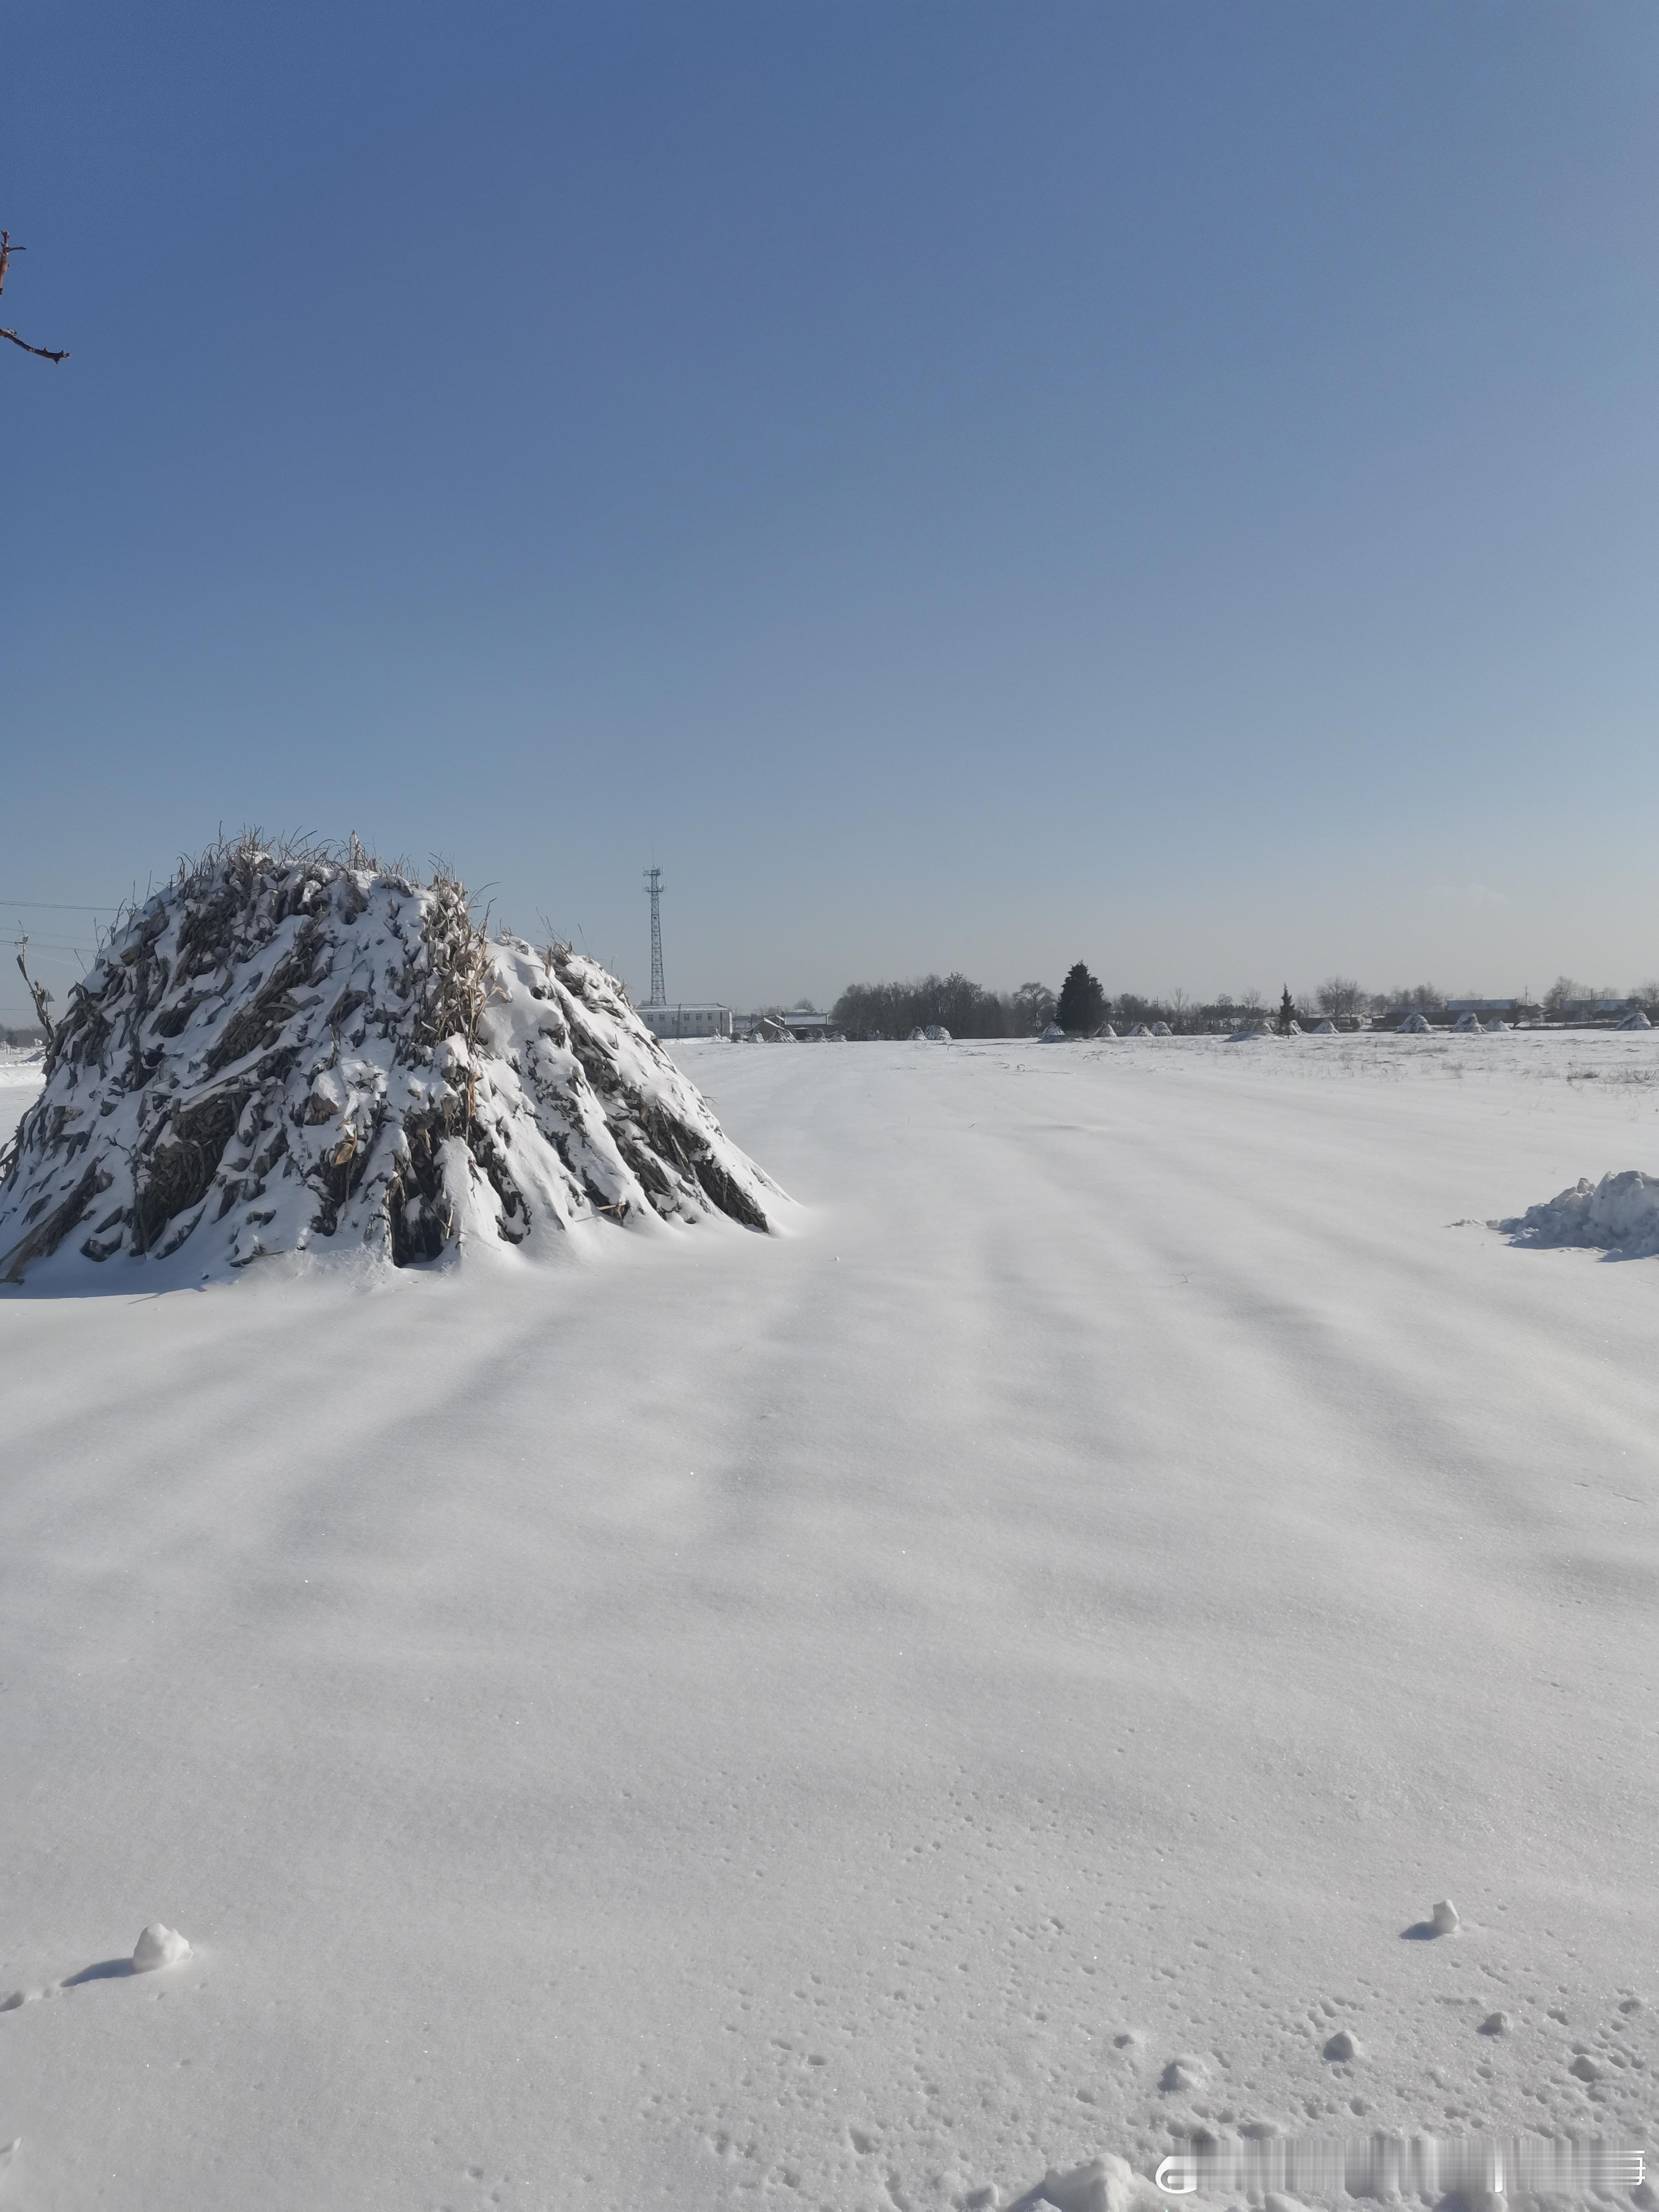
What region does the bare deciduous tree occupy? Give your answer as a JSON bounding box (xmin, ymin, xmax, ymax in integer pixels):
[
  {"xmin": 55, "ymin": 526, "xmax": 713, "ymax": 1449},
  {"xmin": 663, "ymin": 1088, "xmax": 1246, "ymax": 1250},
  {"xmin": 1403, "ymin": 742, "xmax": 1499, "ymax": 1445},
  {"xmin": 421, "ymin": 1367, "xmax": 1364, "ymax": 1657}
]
[
  {"xmin": 0, "ymin": 231, "xmax": 69, "ymax": 362},
  {"xmin": 1542, "ymin": 976, "xmax": 1585, "ymax": 1017}
]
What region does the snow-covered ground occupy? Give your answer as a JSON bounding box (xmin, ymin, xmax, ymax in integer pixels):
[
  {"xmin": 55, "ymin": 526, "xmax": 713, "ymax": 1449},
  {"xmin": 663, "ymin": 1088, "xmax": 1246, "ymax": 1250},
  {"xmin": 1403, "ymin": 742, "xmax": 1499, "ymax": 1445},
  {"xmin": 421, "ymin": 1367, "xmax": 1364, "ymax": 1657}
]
[{"xmin": 1, "ymin": 1031, "xmax": 1655, "ymax": 2210}]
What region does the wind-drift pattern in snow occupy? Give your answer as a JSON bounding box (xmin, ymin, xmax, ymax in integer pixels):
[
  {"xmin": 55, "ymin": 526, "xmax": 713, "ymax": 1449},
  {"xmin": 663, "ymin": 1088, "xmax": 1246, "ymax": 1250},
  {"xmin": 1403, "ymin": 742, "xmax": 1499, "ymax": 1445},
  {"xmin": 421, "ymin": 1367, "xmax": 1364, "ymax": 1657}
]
[
  {"xmin": 0, "ymin": 842, "xmax": 774, "ymax": 1282},
  {"xmin": 1497, "ymin": 1168, "xmax": 1659, "ymax": 1258}
]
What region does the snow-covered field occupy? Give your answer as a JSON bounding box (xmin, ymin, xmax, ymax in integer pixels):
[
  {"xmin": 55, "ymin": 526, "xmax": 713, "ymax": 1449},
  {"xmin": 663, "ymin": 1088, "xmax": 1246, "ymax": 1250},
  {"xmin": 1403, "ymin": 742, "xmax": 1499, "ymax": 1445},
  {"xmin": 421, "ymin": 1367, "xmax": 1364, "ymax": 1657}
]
[{"xmin": 1, "ymin": 1031, "xmax": 1655, "ymax": 2211}]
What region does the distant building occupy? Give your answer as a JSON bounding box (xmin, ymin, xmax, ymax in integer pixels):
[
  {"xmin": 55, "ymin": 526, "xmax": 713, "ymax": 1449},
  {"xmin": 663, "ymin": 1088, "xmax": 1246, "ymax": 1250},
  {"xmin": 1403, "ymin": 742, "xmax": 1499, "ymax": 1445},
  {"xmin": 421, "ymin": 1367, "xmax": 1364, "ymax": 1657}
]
[
  {"xmin": 639, "ymin": 1002, "xmax": 733, "ymax": 1040},
  {"xmin": 781, "ymin": 1011, "xmax": 836, "ymax": 1040}
]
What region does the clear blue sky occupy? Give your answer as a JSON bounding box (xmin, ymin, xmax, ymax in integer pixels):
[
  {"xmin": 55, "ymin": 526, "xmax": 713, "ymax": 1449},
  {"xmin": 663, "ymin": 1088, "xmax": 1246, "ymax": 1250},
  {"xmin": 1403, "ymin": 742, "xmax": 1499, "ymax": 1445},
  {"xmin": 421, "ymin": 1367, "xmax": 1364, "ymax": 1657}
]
[{"xmin": 3, "ymin": 2, "xmax": 1656, "ymax": 1020}]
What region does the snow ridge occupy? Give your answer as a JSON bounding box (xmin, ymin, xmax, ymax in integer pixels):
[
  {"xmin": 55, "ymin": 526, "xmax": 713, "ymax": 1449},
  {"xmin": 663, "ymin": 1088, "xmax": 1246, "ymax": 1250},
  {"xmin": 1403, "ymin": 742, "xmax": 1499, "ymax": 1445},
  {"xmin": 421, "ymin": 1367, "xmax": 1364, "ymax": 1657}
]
[{"xmin": 0, "ymin": 839, "xmax": 775, "ymax": 1283}]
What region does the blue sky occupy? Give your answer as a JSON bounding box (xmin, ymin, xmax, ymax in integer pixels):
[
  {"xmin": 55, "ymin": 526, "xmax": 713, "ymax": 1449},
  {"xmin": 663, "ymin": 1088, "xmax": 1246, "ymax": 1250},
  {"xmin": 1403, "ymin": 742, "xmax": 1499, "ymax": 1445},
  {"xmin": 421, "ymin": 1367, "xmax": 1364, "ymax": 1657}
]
[{"xmin": 3, "ymin": 2, "xmax": 1656, "ymax": 1019}]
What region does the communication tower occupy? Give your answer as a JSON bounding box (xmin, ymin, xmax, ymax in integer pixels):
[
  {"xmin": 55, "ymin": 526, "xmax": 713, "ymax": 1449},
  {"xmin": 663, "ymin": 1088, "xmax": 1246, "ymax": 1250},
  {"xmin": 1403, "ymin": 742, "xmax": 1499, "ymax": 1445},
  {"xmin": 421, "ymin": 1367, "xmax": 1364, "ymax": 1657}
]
[{"xmin": 643, "ymin": 866, "xmax": 665, "ymax": 1007}]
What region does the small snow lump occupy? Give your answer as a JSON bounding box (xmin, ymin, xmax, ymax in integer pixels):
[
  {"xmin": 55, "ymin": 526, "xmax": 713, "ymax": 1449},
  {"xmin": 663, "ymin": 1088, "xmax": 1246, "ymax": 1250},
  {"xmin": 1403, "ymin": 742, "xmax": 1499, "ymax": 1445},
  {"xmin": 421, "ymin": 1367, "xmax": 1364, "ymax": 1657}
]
[{"xmin": 132, "ymin": 1923, "xmax": 191, "ymax": 1972}]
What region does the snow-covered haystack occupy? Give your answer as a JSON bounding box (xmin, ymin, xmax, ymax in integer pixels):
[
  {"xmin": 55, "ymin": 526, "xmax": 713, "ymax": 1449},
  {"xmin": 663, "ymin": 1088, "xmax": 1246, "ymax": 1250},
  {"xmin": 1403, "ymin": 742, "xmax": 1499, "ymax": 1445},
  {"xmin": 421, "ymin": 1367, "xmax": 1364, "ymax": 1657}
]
[
  {"xmin": 1038, "ymin": 1023, "xmax": 1068, "ymax": 1043},
  {"xmin": 1311, "ymin": 1018, "xmax": 1337, "ymax": 1034},
  {"xmin": 1149, "ymin": 1021, "xmax": 1172, "ymax": 1037},
  {"xmin": 0, "ymin": 839, "xmax": 776, "ymax": 1285},
  {"xmin": 1617, "ymin": 1008, "xmax": 1652, "ymax": 1030},
  {"xmin": 1396, "ymin": 1011, "xmax": 1432, "ymax": 1034},
  {"xmin": 1496, "ymin": 1169, "xmax": 1659, "ymax": 1259},
  {"xmin": 1452, "ymin": 1011, "xmax": 1484, "ymax": 1034}
]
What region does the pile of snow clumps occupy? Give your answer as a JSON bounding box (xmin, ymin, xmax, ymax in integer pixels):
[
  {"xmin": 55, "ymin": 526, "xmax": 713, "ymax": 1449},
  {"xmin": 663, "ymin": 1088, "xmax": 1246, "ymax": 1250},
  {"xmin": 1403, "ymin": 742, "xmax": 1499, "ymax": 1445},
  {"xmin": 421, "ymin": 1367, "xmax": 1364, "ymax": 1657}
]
[{"xmin": 1496, "ymin": 1169, "xmax": 1659, "ymax": 1260}]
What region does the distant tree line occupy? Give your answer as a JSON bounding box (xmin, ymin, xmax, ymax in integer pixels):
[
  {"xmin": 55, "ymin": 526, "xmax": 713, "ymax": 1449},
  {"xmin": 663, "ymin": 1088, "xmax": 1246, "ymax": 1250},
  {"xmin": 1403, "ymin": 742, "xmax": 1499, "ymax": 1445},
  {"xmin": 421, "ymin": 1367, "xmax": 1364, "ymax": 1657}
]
[
  {"xmin": 833, "ymin": 969, "xmax": 1330, "ymax": 1037},
  {"xmin": 831, "ymin": 975, "xmax": 1057, "ymax": 1038},
  {"xmin": 827, "ymin": 967, "xmax": 1659, "ymax": 1039}
]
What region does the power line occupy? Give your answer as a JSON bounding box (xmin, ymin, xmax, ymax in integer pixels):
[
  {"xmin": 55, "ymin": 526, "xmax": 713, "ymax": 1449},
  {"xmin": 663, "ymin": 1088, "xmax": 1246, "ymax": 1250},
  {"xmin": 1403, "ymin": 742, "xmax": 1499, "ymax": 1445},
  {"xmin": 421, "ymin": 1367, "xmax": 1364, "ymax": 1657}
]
[{"xmin": 0, "ymin": 897, "xmax": 119, "ymax": 911}]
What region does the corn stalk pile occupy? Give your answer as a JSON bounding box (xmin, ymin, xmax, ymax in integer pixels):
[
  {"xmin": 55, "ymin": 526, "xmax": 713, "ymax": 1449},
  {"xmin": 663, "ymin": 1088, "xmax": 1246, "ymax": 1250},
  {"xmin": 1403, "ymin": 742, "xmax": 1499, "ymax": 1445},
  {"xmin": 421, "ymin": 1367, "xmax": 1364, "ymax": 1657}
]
[{"xmin": 0, "ymin": 837, "xmax": 775, "ymax": 1284}]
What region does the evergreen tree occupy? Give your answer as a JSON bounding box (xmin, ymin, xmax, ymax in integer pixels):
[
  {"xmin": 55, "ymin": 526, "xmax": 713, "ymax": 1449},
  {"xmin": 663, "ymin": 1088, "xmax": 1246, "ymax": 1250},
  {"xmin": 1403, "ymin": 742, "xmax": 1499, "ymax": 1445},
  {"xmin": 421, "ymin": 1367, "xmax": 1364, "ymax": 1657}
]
[
  {"xmin": 1278, "ymin": 985, "xmax": 1297, "ymax": 1034},
  {"xmin": 1057, "ymin": 962, "xmax": 1106, "ymax": 1034}
]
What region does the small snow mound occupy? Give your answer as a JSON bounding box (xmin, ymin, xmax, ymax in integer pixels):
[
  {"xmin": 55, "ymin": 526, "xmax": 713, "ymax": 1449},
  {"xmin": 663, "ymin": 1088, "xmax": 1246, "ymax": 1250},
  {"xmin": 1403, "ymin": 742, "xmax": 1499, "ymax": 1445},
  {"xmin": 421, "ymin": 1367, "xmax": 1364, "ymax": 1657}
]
[
  {"xmin": 1322, "ymin": 2027, "xmax": 1361, "ymax": 2062},
  {"xmin": 1158, "ymin": 2053, "xmax": 1207, "ymax": 2092},
  {"xmin": 1396, "ymin": 1011, "xmax": 1432, "ymax": 1033},
  {"xmin": 1431, "ymin": 1898, "xmax": 1459, "ymax": 1935},
  {"xmin": 1497, "ymin": 1169, "xmax": 1659, "ymax": 1259},
  {"xmin": 1039, "ymin": 2153, "xmax": 1135, "ymax": 2212},
  {"xmin": 1618, "ymin": 1008, "xmax": 1652, "ymax": 1029},
  {"xmin": 132, "ymin": 1923, "xmax": 191, "ymax": 1972},
  {"xmin": 0, "ymin": 837, "xmax": 775, "ymax": 1283},
  {"xmin": 1226, "ymin": 1023, "xmax": 1275, "ymax": 1042}
]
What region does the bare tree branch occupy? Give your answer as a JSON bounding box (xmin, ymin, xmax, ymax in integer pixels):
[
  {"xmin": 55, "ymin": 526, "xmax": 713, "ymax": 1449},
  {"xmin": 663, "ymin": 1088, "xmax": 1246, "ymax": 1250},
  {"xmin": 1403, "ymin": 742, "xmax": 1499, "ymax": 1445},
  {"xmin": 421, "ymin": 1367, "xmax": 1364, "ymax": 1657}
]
[
  {"xmin": 0, "ymin": 231, "xmax": 69, "ymax": 363},
  {"xmin": 0, "ymin": 327, "xmax": 69, "ymax": 362}
]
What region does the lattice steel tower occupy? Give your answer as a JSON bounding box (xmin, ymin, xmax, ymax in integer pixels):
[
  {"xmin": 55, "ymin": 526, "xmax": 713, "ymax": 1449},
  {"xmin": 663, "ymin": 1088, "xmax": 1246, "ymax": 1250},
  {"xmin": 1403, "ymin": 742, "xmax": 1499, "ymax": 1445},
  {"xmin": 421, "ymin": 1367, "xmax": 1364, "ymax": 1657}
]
[{"xmin": 643, "ymin": 866, "xmax": 666, "ymax": 1006}]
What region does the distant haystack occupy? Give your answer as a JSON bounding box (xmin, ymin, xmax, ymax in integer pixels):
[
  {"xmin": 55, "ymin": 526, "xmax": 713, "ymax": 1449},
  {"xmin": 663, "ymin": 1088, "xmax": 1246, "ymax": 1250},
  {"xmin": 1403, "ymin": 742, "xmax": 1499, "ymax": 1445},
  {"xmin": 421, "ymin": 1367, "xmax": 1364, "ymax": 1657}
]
[
  {"xmin": 1092, "ymin": 1024, "xmax": 1118, "ymax": 1041},
  {"xmin": 1311, "ymin": 1019, "xmax": 1337, "ymax": 1034},
  {"xmin": 1128, "ymin": 1023, "xmax": 1151, "ymax": 1037},
  {"xmin": 1618, "ymin": 1009, "xmax": 1652, "ymax": 1030},
  {"xmin": 0, "ymin": 838, "xmax": 777, "ymax": 1285},
  {"xmin": 1038, "ymin": 1023, "xmax": 1068, "ymax": 1043},
  {"xmin": 1452, "ymin": 1011, "xmax": 1484, "ymax": 1034},
  {"xmin": 923, "ymin": 1024, "xmax": 952, "ymax": 1042},
  {"xmin": 1396, "ymin": 1012, "xmax": 1433, "ymax": 1034},
  {"xmin": 1227, "ymin": 1023, "xmax": 1275, "ymax": 1042},
  {"xmin": 1149, "ymin": 1021, "xmax": 1172, "ymax": 1037}
]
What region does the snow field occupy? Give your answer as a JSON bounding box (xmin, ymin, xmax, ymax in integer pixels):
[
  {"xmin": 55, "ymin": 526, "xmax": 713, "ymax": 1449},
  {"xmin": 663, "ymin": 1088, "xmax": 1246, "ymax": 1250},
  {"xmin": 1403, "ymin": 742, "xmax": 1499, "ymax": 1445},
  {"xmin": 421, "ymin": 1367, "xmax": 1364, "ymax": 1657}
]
[{"xmin": 0, "ymin": 1031, "xmax": 1656, "ymax": 2210}]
